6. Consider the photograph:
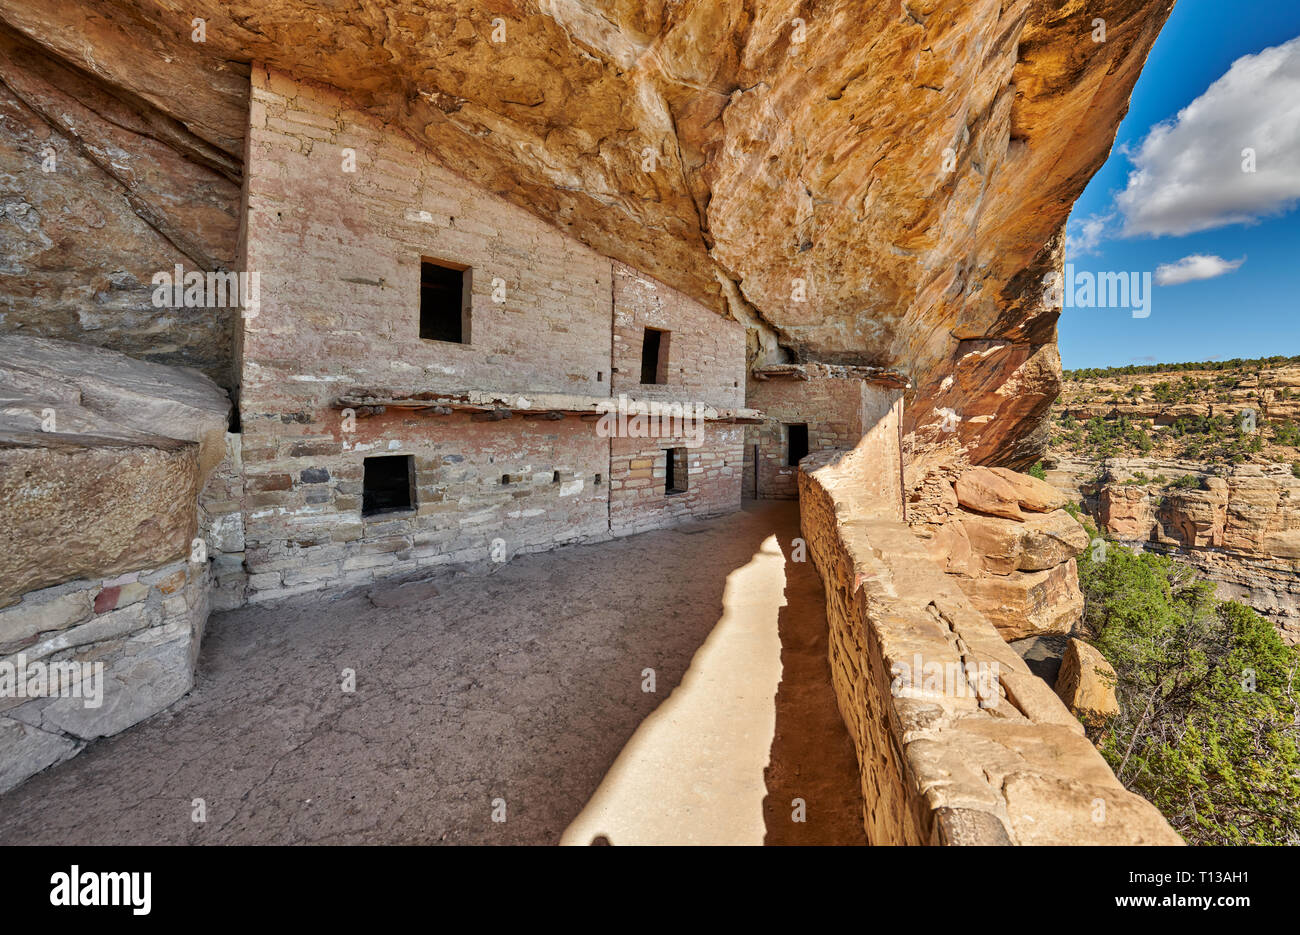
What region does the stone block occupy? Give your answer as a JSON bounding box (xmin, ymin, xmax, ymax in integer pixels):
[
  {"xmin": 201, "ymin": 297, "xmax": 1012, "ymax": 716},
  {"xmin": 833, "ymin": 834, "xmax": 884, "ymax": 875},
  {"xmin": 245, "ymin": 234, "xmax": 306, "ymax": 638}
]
[
  {"xmin": 0, "ymin": 717, "xmax": 81, "ymax": 795},
  {"xmin": 0, "ymin": 587, "xmax": 94, "ymax": 654},
  {"xmin": 0, "ymin": 436, "xmax": 200, "ymax": 605}
]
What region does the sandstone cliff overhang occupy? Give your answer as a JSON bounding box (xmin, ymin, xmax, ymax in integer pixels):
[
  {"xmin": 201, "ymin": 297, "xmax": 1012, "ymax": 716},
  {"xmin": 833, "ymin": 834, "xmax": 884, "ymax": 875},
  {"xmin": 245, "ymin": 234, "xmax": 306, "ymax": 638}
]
[{"xmin": 0, "ymin": 0, "xmax": 1175, "ymax": 466}]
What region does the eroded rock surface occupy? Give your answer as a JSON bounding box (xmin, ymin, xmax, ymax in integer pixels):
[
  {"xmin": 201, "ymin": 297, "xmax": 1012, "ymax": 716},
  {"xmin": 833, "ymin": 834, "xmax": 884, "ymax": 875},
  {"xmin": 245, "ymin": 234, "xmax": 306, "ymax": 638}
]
[
  {"xmin": 0, "ymin": 20, "xmax": 243, "ymax": 385},
  {"xmin": 0, "ymin": 337, "xmax": 227, "ymax": 793},
  {"xmin": 0, "ymin": 335, "xmax": 230, "ymax": 604},
  {"xmin": 1055, "ymin": 637, "xmax": 1119, "ymax": 728},
  {"xmin": 914, "ymin": 465, "xmax": 1088, "ymax": 641}
]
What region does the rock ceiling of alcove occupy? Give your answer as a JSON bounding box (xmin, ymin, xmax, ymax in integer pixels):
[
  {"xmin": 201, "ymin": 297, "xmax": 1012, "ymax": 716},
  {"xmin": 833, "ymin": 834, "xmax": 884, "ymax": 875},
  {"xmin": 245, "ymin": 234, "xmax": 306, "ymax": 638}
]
[{"xmin": 0, "ymin": 0, "xmax": 1171, "ymax": 458}]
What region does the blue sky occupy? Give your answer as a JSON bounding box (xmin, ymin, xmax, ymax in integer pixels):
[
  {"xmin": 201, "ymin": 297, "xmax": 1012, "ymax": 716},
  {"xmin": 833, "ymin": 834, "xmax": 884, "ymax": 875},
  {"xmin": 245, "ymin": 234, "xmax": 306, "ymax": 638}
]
[{"xmin": 1059, "ymin": 0, "xmax": 1300, "ymax": 369}]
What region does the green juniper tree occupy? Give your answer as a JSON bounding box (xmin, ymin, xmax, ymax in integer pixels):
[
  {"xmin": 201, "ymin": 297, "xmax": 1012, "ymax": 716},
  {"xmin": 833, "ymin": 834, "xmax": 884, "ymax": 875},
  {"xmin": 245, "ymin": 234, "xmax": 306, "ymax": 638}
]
[{"xmin": 1077, "ymin": 536, "xmax": 1300, "ymax": 845}]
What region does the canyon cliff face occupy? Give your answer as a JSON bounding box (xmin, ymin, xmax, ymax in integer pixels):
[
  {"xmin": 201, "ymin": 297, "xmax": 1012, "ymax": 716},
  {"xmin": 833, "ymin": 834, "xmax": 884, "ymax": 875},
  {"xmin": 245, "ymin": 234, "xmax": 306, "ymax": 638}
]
[
  {"xmin": 1047, "ymin": 363, "xmax": 1300, "ymax": 644},
  {"xmin": 0, "ymin": 17, "xmax": 243, "ymax": 385},
  {"xmin": 1050, "ymin": 458, "xmax": 1300, "ymax": 643},
  {"xmin": 1, "ymin": 0, "xmax": 1172, "ymax": 462}
]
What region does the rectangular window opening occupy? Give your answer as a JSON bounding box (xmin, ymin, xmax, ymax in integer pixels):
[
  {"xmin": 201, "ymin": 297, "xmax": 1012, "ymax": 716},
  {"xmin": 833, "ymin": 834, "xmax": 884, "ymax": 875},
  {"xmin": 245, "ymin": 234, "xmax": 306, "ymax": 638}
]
[
  {"xmin": 787, "ymin": 423, "xmax": 809, "ymax": 467},
  {"xmin": 639, "ymin": 327, "xmax": 670, "ymax": 384},
  {"xmin": 420, "ymin": 258, "xmax": 470, "ymax": 344},
  {"xmin": 362, "ymin": 455, "xmax": 415, "ymax": 516},
  {"xmin": 665, "ymin": 447, "xmax": 689, "ymax": 495}
]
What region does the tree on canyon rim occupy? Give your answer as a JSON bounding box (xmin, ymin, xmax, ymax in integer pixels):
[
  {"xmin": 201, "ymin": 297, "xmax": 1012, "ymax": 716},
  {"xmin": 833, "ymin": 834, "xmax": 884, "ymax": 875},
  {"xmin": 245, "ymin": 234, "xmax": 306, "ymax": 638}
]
[{"xmin": 1077, "ymin": 536, "xmax": 1300, "ymax": 845}]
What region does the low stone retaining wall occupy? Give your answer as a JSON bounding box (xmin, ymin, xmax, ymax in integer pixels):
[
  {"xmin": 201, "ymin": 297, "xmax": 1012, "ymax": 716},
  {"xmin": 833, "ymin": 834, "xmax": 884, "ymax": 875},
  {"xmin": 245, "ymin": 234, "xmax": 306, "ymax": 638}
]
[
  {"xmin": 0, "ymin": 558, "xmax": 210, "ymax": 794},
  {"xmin": 797, "ymin": 438, "xmax": 1181, "ymax": 844}
]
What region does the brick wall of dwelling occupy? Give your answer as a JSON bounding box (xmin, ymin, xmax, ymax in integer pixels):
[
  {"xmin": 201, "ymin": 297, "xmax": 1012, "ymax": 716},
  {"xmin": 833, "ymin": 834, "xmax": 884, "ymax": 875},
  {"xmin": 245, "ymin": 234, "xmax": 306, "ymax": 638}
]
[
  {"xmin": 228, "ymin": 66, "xmax": 746, "ymax": 599},
  {"xmin": 609, "ymin": 425, "xmax": 746, "ymax": 537},
  {"xmin": 607, "ymin": 258, "xmax": 746, "ymax": 534},
  {"xmin": 200, "ymin": 432, "xmax": 249, "ymax": 610},
  {"xmin": 237, "ymin": 410, "xmax": 611, "ymax": 600},
  {"xmin": 611, "ymin": 261, "xmax": 745, "ymax": 408},
  {"xmin": 242, "ymin": 66, "xmax": 612, "ymax": 399},
  {"xmin": 744, "ymin": 369, "xmax": 870, "ymax": 499},
  {"xmin": 0, "ymin": 556, "xmax": 210, "ymax": 794}
]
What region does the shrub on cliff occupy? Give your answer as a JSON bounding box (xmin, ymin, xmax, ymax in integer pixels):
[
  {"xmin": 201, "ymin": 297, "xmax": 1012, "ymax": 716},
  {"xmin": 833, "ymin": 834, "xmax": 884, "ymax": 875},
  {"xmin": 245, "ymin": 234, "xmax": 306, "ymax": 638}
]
[
  {"xmin": 1077, "ymin": 541, "xmax": 1300, "ymax": 845},
  {"xmin": 1272, "ymin": 421, "xmax": 1300, "ymax": 447}
]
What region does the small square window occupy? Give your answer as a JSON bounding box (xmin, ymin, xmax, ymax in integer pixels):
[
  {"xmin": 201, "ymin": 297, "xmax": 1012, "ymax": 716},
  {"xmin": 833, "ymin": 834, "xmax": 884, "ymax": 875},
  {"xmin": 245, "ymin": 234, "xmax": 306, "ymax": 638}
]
[
  {"xmin": 787, "ymin": 423, "xmax": 809, "ymax": 467},
  {"xmin": 664, "ymin": 447, "xmax": 688, "ymax": 495},
  {"xmin": 639, "ymin": 327, "xmax": 670, "ymax": 384},
  {"xmin": 362, "ymin": 455, "xmax": 415, "ymax": 516},
  {"xmin": 420, "ymin": 259, "xmax": 470, "ymax": 344}
]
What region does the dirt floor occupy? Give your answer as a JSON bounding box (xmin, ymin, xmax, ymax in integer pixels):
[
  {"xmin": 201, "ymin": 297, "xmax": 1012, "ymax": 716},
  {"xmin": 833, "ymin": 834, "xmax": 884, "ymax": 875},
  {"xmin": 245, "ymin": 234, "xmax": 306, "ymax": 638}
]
[{"xmin": 0, "ymin": 500, "xmax": 865, "ymax": 845}]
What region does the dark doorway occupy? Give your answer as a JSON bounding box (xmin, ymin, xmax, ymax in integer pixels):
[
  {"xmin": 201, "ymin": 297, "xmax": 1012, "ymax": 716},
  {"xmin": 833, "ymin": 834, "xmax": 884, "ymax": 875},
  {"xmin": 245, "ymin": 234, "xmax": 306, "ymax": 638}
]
[
  {"xmin": 787, "ymin": 424, "xmax": 809, "ymax": 467},
  {"xmin": 664, "ymin": 447, "xmax": 688, "ymax": 495}
]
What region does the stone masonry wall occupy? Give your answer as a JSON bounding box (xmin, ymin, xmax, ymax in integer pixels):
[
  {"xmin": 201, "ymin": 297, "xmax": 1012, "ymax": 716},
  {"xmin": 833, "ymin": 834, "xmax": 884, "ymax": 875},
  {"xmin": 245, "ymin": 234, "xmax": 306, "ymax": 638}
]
[
  {"xmin": 235, "ymin": 67, "xmax": 745, "ymax": 599},
  {"xmin": 607, "ymin": 258, "xmax": 746, "ymax": 534},
  {"xmin": 200, "ymin": 432, "xmax": 250, "ymax": 611},
  {"xmin": 609, "ymin": 425, "xmax": 745, "ymax": 537},
  {"xmin": 610, "ymin": 261, "xmax": 744, "ymax": 409},
  {"xmin": 797, "ymin": 397, "xmax": 1181, "ymax": 844},
  {"xmin": 242, "ymin": 64, "xmax": 611, "ymax": 403},
  {"xmin": 745, "ymin": 366, "xmax": 892, "ymax": 499},
  {"xmin": 240, "ymin": 408, "xmax": 610, "ymax": 601}
]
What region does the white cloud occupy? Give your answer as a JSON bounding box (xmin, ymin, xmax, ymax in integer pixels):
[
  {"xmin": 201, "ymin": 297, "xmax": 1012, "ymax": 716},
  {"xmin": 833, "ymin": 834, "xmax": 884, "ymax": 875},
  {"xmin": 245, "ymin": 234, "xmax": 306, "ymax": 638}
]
[
  {"xmin": 1154, "ymin": 253, "xmax": 1245, "ymax": 286},
  {"xmin": 1065, "ymin": 212, "xmax": 1111, "ymax": 256},
  {"xmin": 1116, "ymin": 35, "xmax": 1300, "ymax": 237}
]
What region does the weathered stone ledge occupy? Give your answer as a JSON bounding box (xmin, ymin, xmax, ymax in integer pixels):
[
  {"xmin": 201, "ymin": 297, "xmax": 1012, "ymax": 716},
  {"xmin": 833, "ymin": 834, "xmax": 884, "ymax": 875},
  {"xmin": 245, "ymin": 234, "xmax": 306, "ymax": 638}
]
[
  {"xmin": 333, "ymin": 389, "xmax": 763, "ymax": 424},
  {"xmin": 751, "ymin": 362, "xmax": 911, "ymax": 390},
  {"xmin": 0, "ymin": 336, "xmax": 230, "ymax": 793}
]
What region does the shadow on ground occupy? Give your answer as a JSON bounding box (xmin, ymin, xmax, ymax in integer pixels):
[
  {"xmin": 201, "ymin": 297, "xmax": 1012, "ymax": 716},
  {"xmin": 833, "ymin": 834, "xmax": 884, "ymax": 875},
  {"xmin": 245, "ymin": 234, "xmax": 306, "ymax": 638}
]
[
  {"xmin": 762, "ymin": 509, "xmax": 867, "ymax": 845},
  {"xmin": 0, "ymin": 501, "xmax": 863, "ymax": 845}
]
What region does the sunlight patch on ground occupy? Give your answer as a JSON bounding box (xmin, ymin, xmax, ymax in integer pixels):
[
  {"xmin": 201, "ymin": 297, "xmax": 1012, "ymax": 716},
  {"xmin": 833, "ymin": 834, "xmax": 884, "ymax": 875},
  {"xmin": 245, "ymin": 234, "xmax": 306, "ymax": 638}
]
[{"xmin": 560, "ymin": 534, "xmax": 786, "ymax": 846}]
